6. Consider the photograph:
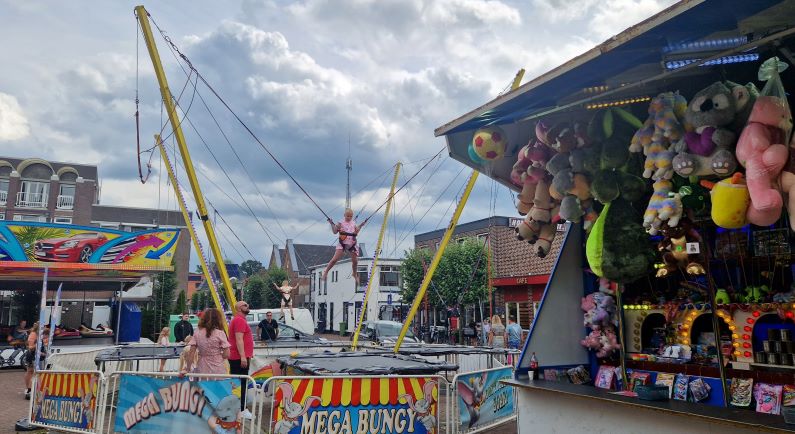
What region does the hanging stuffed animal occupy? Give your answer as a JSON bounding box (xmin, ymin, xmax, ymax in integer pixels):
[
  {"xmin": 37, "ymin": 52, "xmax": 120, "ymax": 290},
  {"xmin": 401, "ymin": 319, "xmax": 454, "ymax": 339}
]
[
  {"xmin": 672, "ymin": 81, "xmax": 757, "ymax": 177},
  {"xmin": 736, "ymin": 57, "xmax": 793, "ymax": 226},
  {"xmin": 700, "ymin": 173, "xmax": 750, "ymax": 229}
]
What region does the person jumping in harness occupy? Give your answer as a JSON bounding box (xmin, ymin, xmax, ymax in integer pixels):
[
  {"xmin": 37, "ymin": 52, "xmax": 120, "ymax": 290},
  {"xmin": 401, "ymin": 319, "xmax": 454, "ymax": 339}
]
[
  {"xmin": 274, "ymin": 280, "xmax": 299, "ymax": 320},
  {"xmin": 322, "ymin": 208, "xmax": 367, "ymax": 286}
]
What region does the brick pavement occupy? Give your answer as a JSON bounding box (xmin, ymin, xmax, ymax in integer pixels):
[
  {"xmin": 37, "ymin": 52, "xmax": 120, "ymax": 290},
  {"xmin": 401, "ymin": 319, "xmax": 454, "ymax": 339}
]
[{"xmin": 0, "ymin": 368, "xmax": 32, "ymax": 434}]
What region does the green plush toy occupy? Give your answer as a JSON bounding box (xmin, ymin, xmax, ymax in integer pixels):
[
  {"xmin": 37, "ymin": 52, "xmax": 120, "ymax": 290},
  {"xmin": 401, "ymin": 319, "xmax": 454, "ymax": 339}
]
[
  {"xmin": 586, "ymin": 198, "xmax": 655, "ymax": 283},
  {"xmin": 714, "ymin": 288, "xmax": 730, "ymax": 305}
]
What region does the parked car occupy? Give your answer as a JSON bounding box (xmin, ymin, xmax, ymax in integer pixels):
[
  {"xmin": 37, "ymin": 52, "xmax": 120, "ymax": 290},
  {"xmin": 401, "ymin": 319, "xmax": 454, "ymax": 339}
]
[
  {"xmin": 34, "ymin": 232, "xmax": 108, "ymax": 262},
  {"xmin": 355, "ymin": 320, "xmax": 421, "ymax": 345}
]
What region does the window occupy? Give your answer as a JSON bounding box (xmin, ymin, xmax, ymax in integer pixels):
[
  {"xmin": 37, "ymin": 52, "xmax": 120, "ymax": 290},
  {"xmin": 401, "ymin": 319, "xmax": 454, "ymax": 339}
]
[
  {"xmin": 53, "ymin": 216, "xmax": 72, "ymax": 224},
  {"xmin": 17, "ymin": 181, "xmax": 48, "ymax": 208},
  {"xmin": 13, "ymin": 214, "xmax": 47, "ymax": 222},
  {"xmin": 456, "ymin": 238, "xmax": 466, "ymax": 245},
  {"xmin": 0, "ymin": 179, "xmax": 8, "ymax": 205},
  {"xmin": 0, "ymin": 213, "xmax": 4, "ymax": 220},
  {"xmin": 357, "ymin": 266, "xmax": 369, "ymax": 292},
  {"xmin": 57, "ymin": 184, "xmax": 75, "ymax": 210},
  {"xmin": 331, "ymin": 270, "xmax": 338, "ymax": 283},
  {"xmin": 435, "ymin": 242, "xmax": 440, "ymax": 250},
  {"xmin": 379, "ymin": 265, "xmax": 400, "ymax": 288}
]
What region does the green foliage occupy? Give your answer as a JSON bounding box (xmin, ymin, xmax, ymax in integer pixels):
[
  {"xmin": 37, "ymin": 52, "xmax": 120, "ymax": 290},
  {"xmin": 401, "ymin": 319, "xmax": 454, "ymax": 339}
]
[
  {"xmin": 146, "ymin": 270, "xmax": 177, "ymax": 337},
  {"xmin": 400, "ymin": 239, "xmax": 488, "ymax": 308},
  {"xmin": 13, "ymin": 226, "xmax": 67, "ymax": 259},
  {"xmin": 244, "ymin": 275, "xmax": 268, "ymax": 309},
  {"xmin": 173, "ymin": 290, "xmax": 187, "ymax": 315},
  {"xmin": 240, "ymin": 260, "xmax": 264, "ymax": 277},
  {"xmin": 190, "ymin": 291, "xmax": 202, "ymax": 312}
]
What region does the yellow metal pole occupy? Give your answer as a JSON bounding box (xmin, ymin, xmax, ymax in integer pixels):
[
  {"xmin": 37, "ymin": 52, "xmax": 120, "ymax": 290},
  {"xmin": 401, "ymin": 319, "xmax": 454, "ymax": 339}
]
[
  {"xmin": 136, "ymin": 6, "xmax": 238, "ymax": 309},
  {"xmin": 351, "ymin": 163, "xmax": 401, "ymax": 349},
  {"xmin": 394, "ymin": 170, "xmax": 479, "ymax": 352},
  {"xmin": 156, "ymin": 135, "xmax": 228, "ymax": 333},
  {"xmin": 511, "ymin": 69, "xmax": 525, "ymax": 90}
]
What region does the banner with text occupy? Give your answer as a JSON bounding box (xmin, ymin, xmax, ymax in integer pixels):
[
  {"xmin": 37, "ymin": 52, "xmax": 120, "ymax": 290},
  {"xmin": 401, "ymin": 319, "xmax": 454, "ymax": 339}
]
[
  {"xmin": 30, "ymin": 372, "xmax": 100, "ymax": 432},
  {"xmin": 113, "ymin": 374, "xmax": 243, "ymax": 434},
  {"xmin": 272, "ymin": 376, "xmax": 439, "ymax": 434},
  {"xmin": 455, "ymin": 367, "xmax": 514, "ymax": 433}
]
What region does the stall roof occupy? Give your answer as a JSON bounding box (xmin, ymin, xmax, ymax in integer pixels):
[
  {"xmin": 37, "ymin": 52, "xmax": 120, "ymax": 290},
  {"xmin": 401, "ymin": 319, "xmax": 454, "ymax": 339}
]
[
  {"xmin": 435, "ymin": 0, "xmax": 790, "ymax": 137},
  {"xmin": 0, "ymin": 261, "xmax": 170, "ymax": 291}
]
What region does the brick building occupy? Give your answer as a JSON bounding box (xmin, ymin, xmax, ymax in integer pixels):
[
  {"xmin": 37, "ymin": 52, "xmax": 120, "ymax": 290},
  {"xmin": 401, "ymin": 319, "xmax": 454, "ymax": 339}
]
[
  {"xmin": 268, "ymin": 239, "xmax": 342, "ymax": 307},
  {"xmin": 414, "ymin": 216, "xmax": 564, "ymax": 329},
  {"xmin": 0, "ymin": 156, "xmax": 190, "ymax": 326}
]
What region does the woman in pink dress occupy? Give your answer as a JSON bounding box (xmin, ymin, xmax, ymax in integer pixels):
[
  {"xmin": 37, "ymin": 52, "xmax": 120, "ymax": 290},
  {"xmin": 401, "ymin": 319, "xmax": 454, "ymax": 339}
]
[
  {"xmin": 182, "ymin": 308, "xmax": 230, "ymax": 376},
  {"xmin": 322, "ymin": 208, "xmax": 367, "ymax": 286}
]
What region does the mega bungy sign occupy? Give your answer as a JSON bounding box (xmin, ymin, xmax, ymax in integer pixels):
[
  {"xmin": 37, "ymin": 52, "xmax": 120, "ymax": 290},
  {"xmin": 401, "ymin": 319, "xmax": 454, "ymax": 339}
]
[
  {"xmin": 455, "ymin": 367, "xmax": 515, "ymax": 433},
  {"xmin": 271, "ymin": 376, "xmax": 440, "ymax": 434},
  {"xmin": 30, "ymin": 372, "xmax": 100, "ymax": 431}
]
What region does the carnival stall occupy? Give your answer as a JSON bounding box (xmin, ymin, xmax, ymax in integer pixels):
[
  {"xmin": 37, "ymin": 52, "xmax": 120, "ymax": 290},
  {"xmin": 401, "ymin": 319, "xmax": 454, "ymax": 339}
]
[{"xmin": 436, "ymin": 0, "xmax": 795, "ymax": 431}]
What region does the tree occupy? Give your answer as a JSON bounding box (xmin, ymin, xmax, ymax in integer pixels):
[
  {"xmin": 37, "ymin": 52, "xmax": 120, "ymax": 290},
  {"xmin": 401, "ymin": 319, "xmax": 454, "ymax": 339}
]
[
  {"xmin": 400, "ymin": 239, "xmax": 488, "ymax": 308},
  {"xmin": 244, "ymin": 275, "xmax": 267, "ymax": 309},
  {"xmin": 174, "ymin": 290, "xmax": 187, "ymax": 315},
  {"xmin": 190, "ymin": 291, "xmax": 202, "ymax": 312},
  {"xmin": 142, "ymin": 270, "xmax": 177, "ymax": 340},
  {"xmin": 240, "ymin": 260, "xmax": 264, "ymax": 277}
]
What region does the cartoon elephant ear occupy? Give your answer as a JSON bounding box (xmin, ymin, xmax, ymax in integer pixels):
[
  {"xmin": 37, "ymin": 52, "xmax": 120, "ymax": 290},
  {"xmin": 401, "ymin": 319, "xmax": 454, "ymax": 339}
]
[
  {"xmin": 278, "ymin": 382, "xmax": 294, "ymax": 403},
  {"xmin": 423, "ymin": 381, "xmax": 437, "ymax": 401}
]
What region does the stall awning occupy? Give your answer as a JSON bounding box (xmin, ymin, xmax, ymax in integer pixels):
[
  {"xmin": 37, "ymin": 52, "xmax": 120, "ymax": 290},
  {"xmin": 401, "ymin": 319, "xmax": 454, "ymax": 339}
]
[
  {"xmin": 435, "ymin": 0, "xmax": 789, "ymax": 137},
  {"xmin": 0, "ymin": 261, "xmax": 171, "ymax": 292}
]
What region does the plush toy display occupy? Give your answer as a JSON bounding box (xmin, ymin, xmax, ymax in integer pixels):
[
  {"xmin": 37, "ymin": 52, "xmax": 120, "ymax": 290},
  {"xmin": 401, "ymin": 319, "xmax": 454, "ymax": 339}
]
[
  {"xmin": 714, "ymin": 288, "xmax": 731, "ymax": 305},
  {"xmin": 700, "ymin": 173, "xmax": 750, "ymax": 229},
  {"xmin": 671, "ymin": 81, "xmax": 756, "ymax": 177},
  {"xmin": 736, "ymin": 58, "xmax": 793, "ymax": 226},
  {"xmin": 471, "ymin": 126, "xmax": 508, "ymax": 161},
  {"xmin": 740, "ymin": 285, "xmax": 771, "ymax": 303},
  {"xmin": 587, "ymin": 198, "xmax": 655, "ymax": 283},
  {"xmin": 654, "ymin": 219, "xmax": 705, "ymax": 277}
]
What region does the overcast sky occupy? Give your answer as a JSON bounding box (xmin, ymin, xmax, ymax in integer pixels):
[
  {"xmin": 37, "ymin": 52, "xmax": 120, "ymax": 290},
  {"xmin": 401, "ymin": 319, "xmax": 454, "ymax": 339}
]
[{"xmin": 0, "ymin": 0, "xmax": 676, "ymax": 268}]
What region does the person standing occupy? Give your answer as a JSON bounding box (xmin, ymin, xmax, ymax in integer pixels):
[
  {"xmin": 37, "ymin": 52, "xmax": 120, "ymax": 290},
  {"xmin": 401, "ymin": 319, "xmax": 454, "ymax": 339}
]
[
  {"xmin": 482, "ymin": 318, "xmax": 491, "ymax": 346},
  {"xmin": 174, "ymin": 313, "xmax": 194, "ymax": 343},
  {"xmin": 157, "ymin": 327, "xmax": 170, "ymax": 372},
  {"xmin": 257, "ymin": 312, "xmax": 279, "ymax": 342},
  {"xmin": 182, "ymin": 308, "xmax": 230, "ymax": 375},
  {"xmin": 23, "ymin": 323, "xmax": 48, "ymax": 400},
  {"xmin": 507, "ymin": 316, "xmax": 523, "ymax": 350},
  {"xmin": 229, "ymin": 301, "xmax": 254, "ymax": 419},
  {"xmin": 488, "ymin": 315, "xmax": 506, "ymax": 349}
]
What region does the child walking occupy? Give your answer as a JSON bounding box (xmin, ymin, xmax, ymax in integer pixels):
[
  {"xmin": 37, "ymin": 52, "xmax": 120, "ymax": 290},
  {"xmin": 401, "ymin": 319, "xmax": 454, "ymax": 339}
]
[
  {"xmin": 158, "ymin": 327, "xmax": 170, "ymax": 372},
  {"xmin": 323, "ymin": 208, "xmax": 366, "ymax": 285}
]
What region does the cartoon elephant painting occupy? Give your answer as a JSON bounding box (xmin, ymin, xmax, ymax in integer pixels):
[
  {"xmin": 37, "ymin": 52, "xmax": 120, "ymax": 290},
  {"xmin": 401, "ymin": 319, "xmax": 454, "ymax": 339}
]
[
  {"xmin": 457, "ymin": 372, "xmax": 488, "ymax": 428},
  {"xmin": 400, "ymin": 380, "xmax": 438, "ymax": 433},
  {"xmin": 274, "ymin": 382, "xmax": 321, "ymax": 434},
  {"xmin": 207, "ymin": 395, "xmax": 241, "ymax": 434}
]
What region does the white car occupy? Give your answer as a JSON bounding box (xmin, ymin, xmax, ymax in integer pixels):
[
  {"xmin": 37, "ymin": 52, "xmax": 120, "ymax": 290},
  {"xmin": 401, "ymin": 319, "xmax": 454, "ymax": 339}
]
[{"xmin": 356, "ymin": 320, "xmax": 421, "ymax": 345}]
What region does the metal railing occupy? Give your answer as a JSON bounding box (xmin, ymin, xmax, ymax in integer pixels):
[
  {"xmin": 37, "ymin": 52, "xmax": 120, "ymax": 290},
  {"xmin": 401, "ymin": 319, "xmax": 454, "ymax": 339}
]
[
  {"xmin": 101, "ymin": 371, "xmax": 263, "ymax": 434},
  {"xmin": 29, "ymin": 370, "xmax": 108, "ymax": 434},
  {"xmin": 16, "ymin": 191, "xmax": 48, "ymax": 208},
  {"xmin": 451, "ymin": 366, "xmax": 517, "ymax": 434},
  {"xmin": 57, "ymin": 194, "xmax": 75, "ymax": 209}
]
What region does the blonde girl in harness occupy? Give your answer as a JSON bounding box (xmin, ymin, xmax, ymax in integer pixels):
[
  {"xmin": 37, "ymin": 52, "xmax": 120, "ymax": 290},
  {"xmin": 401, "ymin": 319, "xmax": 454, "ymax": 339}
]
[{"xmin": 322, "ymin": 208, "xmax": 366, "ymax": 286}]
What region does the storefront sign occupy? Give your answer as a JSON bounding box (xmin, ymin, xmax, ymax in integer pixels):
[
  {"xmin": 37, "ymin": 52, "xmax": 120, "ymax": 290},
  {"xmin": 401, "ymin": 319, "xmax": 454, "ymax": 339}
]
[
  {"xmin": 31, "ymin": 372, "xmax": 100, "ymax": 431},
  {"xmin": 272, "ymin": 376, "xmax": 439, "ymax": 434},
  {"xmin": 455, "ymin": 367, "xmax": 514, "ymax": 432},
  {"xmin": 113, "ymin": 374, "xmax": 241, "ymax": 433},
  {"xmin": 508, "ymin": 218, "xmax": 522, "ymax": 228}
]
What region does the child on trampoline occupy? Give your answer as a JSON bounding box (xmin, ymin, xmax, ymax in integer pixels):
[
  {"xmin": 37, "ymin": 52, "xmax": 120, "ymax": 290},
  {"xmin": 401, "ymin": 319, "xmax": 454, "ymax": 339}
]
[{"xmin": 323, "ymin": 208, "xmax": 366, "ymax": 286}]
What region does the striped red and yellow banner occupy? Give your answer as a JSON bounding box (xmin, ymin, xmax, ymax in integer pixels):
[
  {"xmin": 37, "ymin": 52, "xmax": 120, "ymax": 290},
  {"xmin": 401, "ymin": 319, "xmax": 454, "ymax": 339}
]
[
  {"xmin": 37, "ymin": 372, "xmax": 98, "ymax": 399},
  {"xmin": 272, "ymin": 377, "xmax": 437, "ymax": 421}
]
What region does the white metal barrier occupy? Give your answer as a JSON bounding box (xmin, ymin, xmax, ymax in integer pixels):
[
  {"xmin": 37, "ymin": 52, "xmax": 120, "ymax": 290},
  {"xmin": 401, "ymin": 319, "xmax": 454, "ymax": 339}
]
[
  {"xmin": 29, "ymin": 370, "xmax": 108, "ymax": 434},
  {"xmin": 262, "ymin": 374, "xmax": 453, "ymax": 434},
  {"xmin": 101, "ymin": 371, "xmax": 264, "ymax": 434},
  {"xmin": 451, "ymin": 366, "xmax": 517, "ymax": 434}
]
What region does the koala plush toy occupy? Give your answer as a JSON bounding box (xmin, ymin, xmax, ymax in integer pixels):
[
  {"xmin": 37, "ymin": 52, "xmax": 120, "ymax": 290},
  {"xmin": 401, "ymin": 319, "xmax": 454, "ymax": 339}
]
[{"xmin": 672, "ymin": 81, "xmax": 757, "ymax": 178}]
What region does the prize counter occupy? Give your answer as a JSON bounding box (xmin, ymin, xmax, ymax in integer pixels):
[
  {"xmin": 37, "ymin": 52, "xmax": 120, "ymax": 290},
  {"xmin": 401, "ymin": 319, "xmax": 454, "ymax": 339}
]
[{"xmin": 431, "ymin": 0, "xmax": 795, "ymax": 431}]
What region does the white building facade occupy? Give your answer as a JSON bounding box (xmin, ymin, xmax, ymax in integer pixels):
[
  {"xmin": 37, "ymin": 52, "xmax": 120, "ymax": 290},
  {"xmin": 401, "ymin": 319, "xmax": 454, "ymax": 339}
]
[{"xmin": 308, "ymin": 257, "xmax": 403, "ymax": 334}]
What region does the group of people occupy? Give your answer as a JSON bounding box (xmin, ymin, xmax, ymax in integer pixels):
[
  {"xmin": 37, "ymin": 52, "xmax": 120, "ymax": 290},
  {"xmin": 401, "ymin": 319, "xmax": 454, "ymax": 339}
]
[
  {"xmin": 478, "ymin": 315, "xmax": 524, "ymax": 350},
  {"xmin": 156, "ymin": 302, "xmax": 262, "ymax": 419},
  {"xmin": 7, "ymin": 320, "xmax": 50, "ymax": 400}
]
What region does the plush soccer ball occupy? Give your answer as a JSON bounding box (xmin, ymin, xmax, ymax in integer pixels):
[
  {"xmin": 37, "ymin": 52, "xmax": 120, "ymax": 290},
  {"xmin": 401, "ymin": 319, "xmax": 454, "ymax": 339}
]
[
  {"xmin": 468, "ymin": 145, "xmax": 486, "ymax": 164},
  {"xmin": 472, "ymin": 126, "xmax": 508, "ymax": 161}
]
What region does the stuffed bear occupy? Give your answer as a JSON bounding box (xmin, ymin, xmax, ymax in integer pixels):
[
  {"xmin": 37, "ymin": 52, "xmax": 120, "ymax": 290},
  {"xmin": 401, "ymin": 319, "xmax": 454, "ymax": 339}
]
[
  {"xmin": 655, "ymin": 219, "xmax": 705, "ymax": 277},
  {"xmin": 672, "ymin": 82, "xmax": 755, "ymax": 177},
  {"xmin": 515, "ymin": 176, "xmax": 537, "ymax": 216},
  {"xmin": 736, "ymin": 95, "xmax": 793, "ymax": 226},
  {"xmin": 597, "ymin": 329, "xmax": 621, "ymax": 358},
  {"xmin": 599, "ymin": 277, "xmax": 618, "ymax": 295}
]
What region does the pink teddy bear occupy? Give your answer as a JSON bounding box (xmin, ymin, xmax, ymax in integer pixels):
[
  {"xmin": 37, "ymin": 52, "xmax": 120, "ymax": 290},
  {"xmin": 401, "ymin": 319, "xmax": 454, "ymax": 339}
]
[
  {"xmin": 735, "ymin": 96, "xmax": 793, "ymax": 226},
  {"xmin": 597, "ymin": 329, "xmax": 621, "ymax": 358}
]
